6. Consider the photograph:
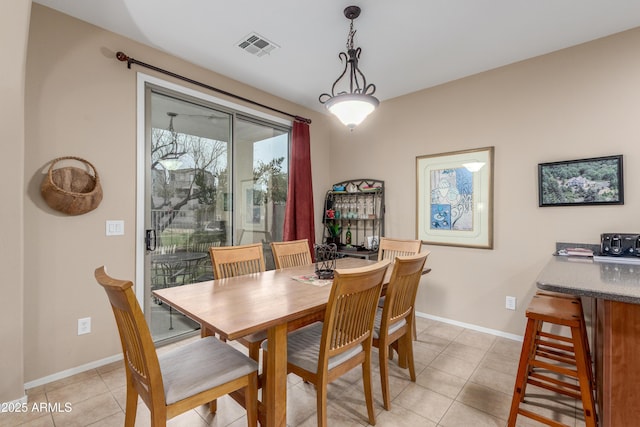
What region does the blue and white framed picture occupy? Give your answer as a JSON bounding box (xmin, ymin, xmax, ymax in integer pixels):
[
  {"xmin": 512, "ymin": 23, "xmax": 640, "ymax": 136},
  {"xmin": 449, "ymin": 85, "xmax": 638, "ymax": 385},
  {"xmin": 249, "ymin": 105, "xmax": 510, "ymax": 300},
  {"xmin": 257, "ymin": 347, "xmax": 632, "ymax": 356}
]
[{"xmin": 416, "ymin": 147, "xmax": 494, "ymax": 249}]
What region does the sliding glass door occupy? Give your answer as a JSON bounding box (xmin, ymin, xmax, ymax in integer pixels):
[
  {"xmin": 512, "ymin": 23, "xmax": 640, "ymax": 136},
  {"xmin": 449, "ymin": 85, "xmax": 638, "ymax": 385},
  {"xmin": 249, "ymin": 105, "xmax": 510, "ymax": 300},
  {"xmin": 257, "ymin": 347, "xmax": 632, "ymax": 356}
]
[{"xmin": 143, "ymin": 83, "xmax": 290, "ymax": 342}]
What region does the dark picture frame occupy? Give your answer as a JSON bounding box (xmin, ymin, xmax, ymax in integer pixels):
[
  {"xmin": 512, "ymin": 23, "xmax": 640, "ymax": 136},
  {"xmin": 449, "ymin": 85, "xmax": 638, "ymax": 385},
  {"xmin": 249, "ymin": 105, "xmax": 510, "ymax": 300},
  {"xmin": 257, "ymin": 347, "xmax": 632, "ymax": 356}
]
[{"xmin": 538, "ymin": 155, "xmax": 623, "ymax": 207}]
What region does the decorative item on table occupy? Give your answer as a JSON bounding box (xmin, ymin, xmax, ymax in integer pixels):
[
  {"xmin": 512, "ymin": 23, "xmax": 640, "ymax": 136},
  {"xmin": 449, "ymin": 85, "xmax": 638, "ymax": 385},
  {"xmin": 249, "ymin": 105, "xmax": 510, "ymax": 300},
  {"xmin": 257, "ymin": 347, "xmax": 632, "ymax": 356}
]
[
  {"xmin": 325, "ymin": 209, "xmax": 342, "ymax": 245},
  {"xmin": 314, "ymin": 243, "xmax": 337, "ymax": 279}
]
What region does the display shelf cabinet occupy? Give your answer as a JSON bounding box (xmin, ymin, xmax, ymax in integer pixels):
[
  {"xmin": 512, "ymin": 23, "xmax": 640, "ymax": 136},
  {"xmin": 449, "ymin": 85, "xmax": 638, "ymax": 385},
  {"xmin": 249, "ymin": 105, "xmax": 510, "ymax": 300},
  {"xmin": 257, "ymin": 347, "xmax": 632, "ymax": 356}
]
[{"xmin": 322, "ymin": 179, "xmax": 384, "ymax": 260}]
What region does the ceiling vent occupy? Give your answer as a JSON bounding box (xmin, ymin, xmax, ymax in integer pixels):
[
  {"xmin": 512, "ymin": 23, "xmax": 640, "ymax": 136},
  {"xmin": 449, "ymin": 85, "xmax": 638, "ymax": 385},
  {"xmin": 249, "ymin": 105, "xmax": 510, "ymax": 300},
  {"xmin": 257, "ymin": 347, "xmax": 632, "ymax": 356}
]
[{"xmin": 237, "ymin": 32, "xmax": 279, "ymax": 57}]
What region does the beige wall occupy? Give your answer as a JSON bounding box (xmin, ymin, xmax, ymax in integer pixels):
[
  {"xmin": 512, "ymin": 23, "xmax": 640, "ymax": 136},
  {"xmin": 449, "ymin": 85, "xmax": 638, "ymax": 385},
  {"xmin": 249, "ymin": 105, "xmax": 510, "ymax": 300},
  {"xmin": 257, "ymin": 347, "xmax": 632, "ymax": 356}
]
[
  {"xmin": 0, "ymin": 0, "xmax": 30, "ymax": 403},
  {"xmin": 329, "ymin": 27, "xmax": 640, "ymax": 335},
  {"xmin": 15, "ymin": 3, "xmax": 640, "ymax": 389},
  {"xmin": 22, "ymin": 4, "xmax": 332, "ymax": 383}
]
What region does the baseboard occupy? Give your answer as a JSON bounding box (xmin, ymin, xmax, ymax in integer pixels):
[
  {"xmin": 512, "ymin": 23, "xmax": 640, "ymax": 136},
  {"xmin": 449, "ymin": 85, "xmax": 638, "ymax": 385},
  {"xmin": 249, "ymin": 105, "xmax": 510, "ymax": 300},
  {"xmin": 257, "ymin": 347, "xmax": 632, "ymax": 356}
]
[
  {"xmin": 415, "ymin": 311, "xmax": 523, "ymax": 342},
  {"xmin": 1, "ymin": 394, "xmax": 28, "ymax": 406},
  {"xmin": 24, "ymin": 354, "xmax": 123, "ymax": 390}
]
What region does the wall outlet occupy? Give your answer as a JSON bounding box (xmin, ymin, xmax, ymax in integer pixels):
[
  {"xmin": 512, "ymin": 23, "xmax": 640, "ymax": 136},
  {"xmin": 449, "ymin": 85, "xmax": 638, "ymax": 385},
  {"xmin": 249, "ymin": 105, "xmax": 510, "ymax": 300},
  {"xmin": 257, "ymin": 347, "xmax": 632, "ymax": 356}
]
[
  {"xmin": 78, "ymin": 317, "xmax": 91, "ymax": 335},
  {"xmin": 505, "ymin": 296, "xmax": 517, "ymax": 311}
]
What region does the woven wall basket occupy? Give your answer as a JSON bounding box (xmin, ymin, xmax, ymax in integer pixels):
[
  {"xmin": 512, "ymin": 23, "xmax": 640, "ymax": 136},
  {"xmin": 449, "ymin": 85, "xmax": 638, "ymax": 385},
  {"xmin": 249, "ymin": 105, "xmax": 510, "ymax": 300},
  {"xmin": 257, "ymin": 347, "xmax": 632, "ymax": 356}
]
[{"xmin": 41, "ymin": 156, "xmax": 103, "ymax": 215}]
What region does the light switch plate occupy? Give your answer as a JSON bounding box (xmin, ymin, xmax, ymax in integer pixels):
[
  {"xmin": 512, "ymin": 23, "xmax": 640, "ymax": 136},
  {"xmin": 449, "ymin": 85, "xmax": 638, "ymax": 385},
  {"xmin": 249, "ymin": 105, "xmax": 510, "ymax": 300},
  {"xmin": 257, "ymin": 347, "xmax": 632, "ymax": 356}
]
[
  {"xmin": 78, "ymin": 317, "xmax": 91, "ymax": 335},
  {"xmin": 106, "ymin": 220, "xmax": 124, "ymax": 236}
]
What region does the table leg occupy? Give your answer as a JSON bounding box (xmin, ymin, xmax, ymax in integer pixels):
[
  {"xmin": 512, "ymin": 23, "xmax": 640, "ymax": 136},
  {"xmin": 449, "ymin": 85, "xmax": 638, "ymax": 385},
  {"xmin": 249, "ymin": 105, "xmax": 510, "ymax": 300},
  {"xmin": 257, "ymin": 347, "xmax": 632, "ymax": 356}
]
[{"xmin": 265, "ymin": 323, "xmax": 287, "ymax": 427}]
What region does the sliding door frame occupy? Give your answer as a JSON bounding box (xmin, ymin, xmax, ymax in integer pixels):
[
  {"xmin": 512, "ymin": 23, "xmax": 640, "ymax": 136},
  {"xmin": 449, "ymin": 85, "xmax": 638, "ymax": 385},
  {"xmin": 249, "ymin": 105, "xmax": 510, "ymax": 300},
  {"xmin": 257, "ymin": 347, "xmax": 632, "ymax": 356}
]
[{"xmin": 135, "ymin": 72, "xmax": 291, "ymax": 306}]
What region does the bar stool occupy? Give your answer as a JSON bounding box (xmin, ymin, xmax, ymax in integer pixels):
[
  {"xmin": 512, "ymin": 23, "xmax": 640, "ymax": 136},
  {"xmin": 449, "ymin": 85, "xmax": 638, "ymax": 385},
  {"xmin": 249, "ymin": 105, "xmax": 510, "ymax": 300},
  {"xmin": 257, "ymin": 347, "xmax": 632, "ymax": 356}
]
[
  {"xmin": 534, "ymin": 290, "xmax": 595, "ymax": 391},
  {"xmin": 508, "ymin": 294, "xmax": 597, "ymax": 427}
]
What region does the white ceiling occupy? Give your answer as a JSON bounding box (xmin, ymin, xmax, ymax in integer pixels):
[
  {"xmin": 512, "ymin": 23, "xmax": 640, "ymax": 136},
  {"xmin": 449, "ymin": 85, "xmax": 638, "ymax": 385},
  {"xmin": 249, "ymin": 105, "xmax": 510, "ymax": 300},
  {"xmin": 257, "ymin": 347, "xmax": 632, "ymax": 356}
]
[{"xmin": 33, "ymin": 0, "xmax": 640, "ymax": 116}]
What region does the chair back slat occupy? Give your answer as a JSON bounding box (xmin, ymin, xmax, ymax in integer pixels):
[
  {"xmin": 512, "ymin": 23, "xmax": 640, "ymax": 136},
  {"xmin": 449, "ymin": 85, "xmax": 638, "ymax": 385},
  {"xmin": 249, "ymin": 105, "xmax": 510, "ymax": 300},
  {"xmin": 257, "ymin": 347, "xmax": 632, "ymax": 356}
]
[
  {"xmin": 271, "ymin": 239, "xmax": 312, "ymax": 269},
  {"xmin": 377, "ymin": 237, "xmax": 422, "ymax": 261},
  {"xmin": 320, "ymin": 260, "xmax": 390, "ymax": 362},
  {"xmin": 209, "ymin": 243, "xmax": 266, "ymax": 279},
  {"xmin": 94, "ymin": 267, "xmax": 164, "ymax": 408}
]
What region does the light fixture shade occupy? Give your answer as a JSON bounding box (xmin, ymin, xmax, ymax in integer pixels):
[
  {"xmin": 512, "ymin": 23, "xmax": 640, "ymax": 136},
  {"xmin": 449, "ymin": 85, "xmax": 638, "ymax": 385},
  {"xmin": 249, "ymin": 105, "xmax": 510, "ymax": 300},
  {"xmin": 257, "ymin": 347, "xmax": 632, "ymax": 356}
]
[
  {"xmin": 325, "ymin": 93, "xmax": 379, "ymax": 129},
  {"xmin": 463, "ymin": 162, "xmax": 485, "ymax": 172}
]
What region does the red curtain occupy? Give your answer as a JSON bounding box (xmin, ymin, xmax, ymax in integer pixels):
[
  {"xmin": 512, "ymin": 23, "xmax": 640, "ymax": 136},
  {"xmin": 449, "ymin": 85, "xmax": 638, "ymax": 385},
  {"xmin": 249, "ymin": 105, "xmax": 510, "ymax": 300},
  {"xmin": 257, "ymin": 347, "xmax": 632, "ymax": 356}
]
[{"xmin": 283, "ymin": 121, "xmax": 315, "ymax": 252}]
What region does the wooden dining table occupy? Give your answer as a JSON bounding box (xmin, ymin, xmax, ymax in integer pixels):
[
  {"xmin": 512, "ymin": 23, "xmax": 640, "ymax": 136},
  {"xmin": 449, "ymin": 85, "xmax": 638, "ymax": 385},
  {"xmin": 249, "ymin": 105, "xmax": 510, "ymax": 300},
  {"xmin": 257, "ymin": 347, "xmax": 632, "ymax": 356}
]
[{"xmin": 153, "ymin": 257, "xmax": 422, "ymax": 426}]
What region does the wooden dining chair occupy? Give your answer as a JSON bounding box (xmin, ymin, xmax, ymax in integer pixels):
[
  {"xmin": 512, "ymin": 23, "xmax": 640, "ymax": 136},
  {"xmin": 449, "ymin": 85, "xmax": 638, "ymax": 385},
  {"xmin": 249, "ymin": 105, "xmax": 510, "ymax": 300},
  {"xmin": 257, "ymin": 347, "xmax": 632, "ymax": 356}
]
[
  {"xmin": 376, "ymin": 237, "xmax": 423, "ymax": 334},
  {"xmin": 372, "ymin": 252, "xmax": 430, "ymax": 410},
  {"xmin": 94, "ymin": 266, "xmax": 258, "ymax": 426},
  {"xmin": 270, "ymin": 239, "xmax": 312, "ymax": 269},
  {"xmin": 261, "ymin": 260, "xmax": 391, "ymax": 427},
  {"xmin": 208, "ymin": 243, "xmax": 267, "ymax": 361},
  {"xmin": 377, "ymin": 237, "xmax": 422, "ymax": 261},
  {"xmin": 209, "ymin": 242, "xmax": 266, "ymax": 279}
]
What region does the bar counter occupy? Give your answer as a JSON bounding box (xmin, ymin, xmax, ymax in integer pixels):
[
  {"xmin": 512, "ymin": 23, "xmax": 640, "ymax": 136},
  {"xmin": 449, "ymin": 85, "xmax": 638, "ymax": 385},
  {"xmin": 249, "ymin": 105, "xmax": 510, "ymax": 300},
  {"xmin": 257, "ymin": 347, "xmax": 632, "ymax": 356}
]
[{"xmin": 536, "ymin": 256, "xmax": 640, "ymax": 426}]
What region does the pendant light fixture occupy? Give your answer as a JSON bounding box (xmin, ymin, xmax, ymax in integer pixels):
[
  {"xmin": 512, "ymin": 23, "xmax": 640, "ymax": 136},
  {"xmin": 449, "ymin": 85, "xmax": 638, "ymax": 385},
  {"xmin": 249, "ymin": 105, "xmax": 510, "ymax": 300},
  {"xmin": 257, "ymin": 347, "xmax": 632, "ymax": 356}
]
[
  {"xmin": 319, "ymin": 5, "xmax": 379, "ymax": 129},
  {"xmin": 158, "ymin": 112, "xmax": 186, "ymax": 171}
]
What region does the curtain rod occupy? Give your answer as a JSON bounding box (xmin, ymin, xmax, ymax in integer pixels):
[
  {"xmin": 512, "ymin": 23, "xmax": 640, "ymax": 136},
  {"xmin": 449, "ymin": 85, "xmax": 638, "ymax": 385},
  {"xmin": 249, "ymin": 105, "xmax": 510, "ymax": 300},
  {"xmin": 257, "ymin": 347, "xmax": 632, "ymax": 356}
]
[{"xmin": 116, "ymin": 51, "xmax": 312, "ymax": 124}]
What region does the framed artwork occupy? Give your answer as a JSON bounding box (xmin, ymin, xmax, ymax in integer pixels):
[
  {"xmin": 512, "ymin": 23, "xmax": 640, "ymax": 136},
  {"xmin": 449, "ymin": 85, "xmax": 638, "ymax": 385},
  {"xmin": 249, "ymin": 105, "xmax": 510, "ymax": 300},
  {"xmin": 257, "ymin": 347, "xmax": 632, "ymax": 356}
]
[
  {"xmin": 416, "ymin": 147, "xmax": 494, "ymax": 249},
  {"xmin": 538, "ymin": 155, "xmax": 623, "ymax": 207},
  {"xmin": 241, "ymin": 180, "xmax": 266, "ymax": 230}
]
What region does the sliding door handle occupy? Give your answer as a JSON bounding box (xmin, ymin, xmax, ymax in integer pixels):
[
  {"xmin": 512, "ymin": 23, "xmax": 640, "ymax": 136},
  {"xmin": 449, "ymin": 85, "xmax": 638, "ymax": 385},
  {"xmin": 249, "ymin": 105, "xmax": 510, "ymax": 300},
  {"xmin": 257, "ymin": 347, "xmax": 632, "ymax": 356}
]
[{"xmin": 145, "ymin": 229, "xmax": 156, "ymax": 251}]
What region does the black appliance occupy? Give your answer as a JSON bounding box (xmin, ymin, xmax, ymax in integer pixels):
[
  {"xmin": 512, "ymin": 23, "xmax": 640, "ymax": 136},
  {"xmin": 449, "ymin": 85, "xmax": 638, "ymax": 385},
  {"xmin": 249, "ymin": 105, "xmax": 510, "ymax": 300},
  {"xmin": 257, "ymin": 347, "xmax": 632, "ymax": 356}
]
[{"xmin": 600, "ymin": 233, "xmax": 640, "ymax": 257}]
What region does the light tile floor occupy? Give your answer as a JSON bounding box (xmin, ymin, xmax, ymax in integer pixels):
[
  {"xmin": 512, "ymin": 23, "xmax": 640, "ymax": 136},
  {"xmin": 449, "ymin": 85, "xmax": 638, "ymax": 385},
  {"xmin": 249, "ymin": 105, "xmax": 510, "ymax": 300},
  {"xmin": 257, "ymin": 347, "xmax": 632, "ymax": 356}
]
[{"xmin": 1, "ymin": 317, "xmax": 586, "ymax": 427}]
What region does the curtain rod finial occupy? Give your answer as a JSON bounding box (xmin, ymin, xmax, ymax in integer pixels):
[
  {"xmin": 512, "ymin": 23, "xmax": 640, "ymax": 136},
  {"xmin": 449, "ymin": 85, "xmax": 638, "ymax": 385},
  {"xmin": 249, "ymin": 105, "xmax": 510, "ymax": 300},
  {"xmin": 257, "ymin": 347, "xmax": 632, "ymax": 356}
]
[{"xmin": 116, "ymin": 51, "xmax": 132, "ymax": 69}]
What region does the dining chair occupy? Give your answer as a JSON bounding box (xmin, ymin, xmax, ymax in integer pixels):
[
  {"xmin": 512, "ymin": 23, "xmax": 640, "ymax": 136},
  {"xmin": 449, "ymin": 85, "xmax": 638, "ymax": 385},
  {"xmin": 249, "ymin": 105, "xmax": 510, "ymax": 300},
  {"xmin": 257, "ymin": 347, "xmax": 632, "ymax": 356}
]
[
  {"xmin": 372, "ymin": 252, "xmax": 430, "ymax": 410},
  {"xmin": 209, "ymin": 242, "xmax": 266, "ymax": 279},
  {"xmin": 208, "ymin": 243, "xmax": 267, "ymax": 361},
  {"xmin": 377, "ymin": 237, "xmax": 422, "ymax": 261},
  {"xmin": 261, "ymin": 259, "xmax": 391, "ymax": 427},
  {"xmin": 376, "ymin": 237, "xmax": 425, "ymax": 340},
  {"xmin": 94, "ymin": 266, "xmax": 258, "ymax": 426},
  {"xmin": 270, "ymin": 239, "xmax": 313, "ymax": 269}
]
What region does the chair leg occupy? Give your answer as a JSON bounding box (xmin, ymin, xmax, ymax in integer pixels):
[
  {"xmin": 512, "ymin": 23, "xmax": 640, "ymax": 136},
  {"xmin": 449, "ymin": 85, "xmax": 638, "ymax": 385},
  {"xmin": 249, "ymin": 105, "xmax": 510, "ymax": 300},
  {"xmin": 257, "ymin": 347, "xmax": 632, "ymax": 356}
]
[
  {"xmin": 246, "ymin": 371, "xmax": 259, "ymax": 427},
  {"xmin": 363, "ymin": 352, "xmax": 376, "ymax": 426},
  {"xmin": 412, "ymin": 308, "xmax": 417, "ymax": 340},
  {"xmin": 261, "ymin": 349, "xmax": 268, "ymax": 393},
  {"xmin": 508, "ymin": 318, "xmax": 537, "ymax": 426},
  {"xmin": 571, "ymin": 326, "xmax": 597, "ymax": 427},
  {"xmin": 401, "ymin": 332, "xmax": 416, "ymax": 382},
  {"xmin": 208, "ymin": 399, "xmax": 217, "ymax": 414},
  {"xmin": 378, "ymin": 339, "xmax": 392, "ymax": 410},
  {"xmin": 124, "ymin": 380, "xmax": 138, "ymax": 427},
  {"xmin": 317, "ymin": 379, "xmax": 328, "ymax": 427},
  {"xmin": 150, "ymin": 408, "xmax": 167, "ymax": 427},
  {"xmin": 249, "ymin": 342, "xmax": 260, "ymax": 362}
]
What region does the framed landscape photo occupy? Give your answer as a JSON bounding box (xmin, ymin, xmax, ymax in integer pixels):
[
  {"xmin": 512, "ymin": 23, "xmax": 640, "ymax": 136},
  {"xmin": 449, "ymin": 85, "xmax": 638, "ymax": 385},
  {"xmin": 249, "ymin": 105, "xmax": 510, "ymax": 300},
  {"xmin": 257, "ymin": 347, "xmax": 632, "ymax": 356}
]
[
  {"xmin": 416, "ymin": 147, "xmax": 494, "ymax": 249},
  {"xmin": 538, "ymin": 155, "xmax": 623, "ymax": 207}
]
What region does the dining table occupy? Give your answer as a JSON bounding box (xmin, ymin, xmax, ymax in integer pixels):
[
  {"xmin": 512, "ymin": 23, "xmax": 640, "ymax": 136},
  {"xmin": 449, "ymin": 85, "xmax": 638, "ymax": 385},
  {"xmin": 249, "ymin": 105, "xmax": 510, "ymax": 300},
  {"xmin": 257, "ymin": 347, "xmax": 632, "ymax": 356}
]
[{"xmin": 153, "ymin": 257, "xmax": 429, "ymax": 426}]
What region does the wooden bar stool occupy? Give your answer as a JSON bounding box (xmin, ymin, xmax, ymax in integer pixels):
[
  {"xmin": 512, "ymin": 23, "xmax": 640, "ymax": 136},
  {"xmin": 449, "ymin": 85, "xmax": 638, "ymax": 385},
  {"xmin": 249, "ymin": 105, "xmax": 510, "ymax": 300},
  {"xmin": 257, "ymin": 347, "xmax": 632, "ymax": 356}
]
[
  {"xmin": 508, "ymin": 294, "xmax": 597, "ymax": 427},
  {"xmin": 534, "ymin": 290, "xmax": 595, "ymax": 391}
]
